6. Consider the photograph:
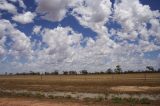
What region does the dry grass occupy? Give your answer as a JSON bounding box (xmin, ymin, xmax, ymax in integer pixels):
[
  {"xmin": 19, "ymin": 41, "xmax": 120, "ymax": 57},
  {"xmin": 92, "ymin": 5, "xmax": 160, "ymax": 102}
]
[{"xmin": 0, "ymin": 73, "xmax": 160, "ymax": 93}]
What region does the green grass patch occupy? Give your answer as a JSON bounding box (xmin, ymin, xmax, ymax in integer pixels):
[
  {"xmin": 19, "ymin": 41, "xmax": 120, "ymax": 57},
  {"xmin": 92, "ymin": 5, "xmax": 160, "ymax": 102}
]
[
  {"xmin": 139, "ymin": 98, "xmax": 151, "ymax": 104},
  {"xmin": 112, "ymin": 97, "xmax": 124, "ymax": 103}
]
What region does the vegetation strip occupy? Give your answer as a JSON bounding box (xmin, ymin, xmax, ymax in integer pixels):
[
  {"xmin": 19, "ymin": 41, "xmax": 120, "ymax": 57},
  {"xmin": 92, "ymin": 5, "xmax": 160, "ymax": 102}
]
[{"xmin": 0, "ymin": 89, "xmax": 160, "ymax": 101}]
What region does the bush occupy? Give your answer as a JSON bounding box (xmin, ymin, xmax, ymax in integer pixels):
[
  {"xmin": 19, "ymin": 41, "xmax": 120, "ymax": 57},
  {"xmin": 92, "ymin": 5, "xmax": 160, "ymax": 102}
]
[
  {"xmin": 48, "ymin": 95, "xmax": 55, "ymax": 99},
  {"xmin": 35, "ymin": 92, "xmax": 44, "ymax": 98},
  {"xmin": 96, "ymin": 96, "xmax": 104, "ymax": 102},
  {"xmin": 126, "ymin": 98, "xmax": 139, "ymax": 105},
  {"xmin": 65, "ymin": 95, "xmax": 72, "ymax": 99},
  {"xmin": 112, "ymin": 97, "xmax": 124, "ymax": 103},
  {"xmin": 140, "ymin": 98, "xmax": 151, "ymax": 104}
]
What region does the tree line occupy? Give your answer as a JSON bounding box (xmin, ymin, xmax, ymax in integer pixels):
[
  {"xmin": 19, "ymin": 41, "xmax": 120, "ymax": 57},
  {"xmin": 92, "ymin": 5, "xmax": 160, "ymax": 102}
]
[{"xmin": 2, "ymin": 65, "xmax": 160, "ymax": 76}]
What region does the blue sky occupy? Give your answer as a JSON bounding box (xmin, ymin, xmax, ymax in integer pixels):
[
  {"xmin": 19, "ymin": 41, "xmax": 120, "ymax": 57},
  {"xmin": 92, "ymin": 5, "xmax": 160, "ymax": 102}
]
[{"xmin": 0, "ymin": 0, "xmax": 160, "ymax": 73}]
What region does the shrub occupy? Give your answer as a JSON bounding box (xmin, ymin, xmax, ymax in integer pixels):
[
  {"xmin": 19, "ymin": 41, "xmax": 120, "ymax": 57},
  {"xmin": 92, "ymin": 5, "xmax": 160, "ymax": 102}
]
[
  {"xmin": 48, "ymin": 95, "xmax": 55, "ymax": 99},
  {"xmin": 126, "ymin": 98, "xmax": 139, "ymax": 105},
  {"xmin": 112, "ymin": 97, "xmax": 124, "ymax": 103},
  {"xmin": 140, "ymin": 98, "xmax": 151, "ymax": 104},
  {"xmin": 35, "ymin": 92, "xmax": 44, "ymax": 98},
  {"xmin": 65, "ymin": 95, "xmax": 72, "ymax": 99}
]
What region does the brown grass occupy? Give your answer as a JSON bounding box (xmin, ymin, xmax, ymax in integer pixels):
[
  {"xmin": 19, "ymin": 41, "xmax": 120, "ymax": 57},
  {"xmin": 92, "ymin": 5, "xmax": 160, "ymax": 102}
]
[{"xmin": 0, "ymin": 73, "xmax": 160, "ymax": 93}]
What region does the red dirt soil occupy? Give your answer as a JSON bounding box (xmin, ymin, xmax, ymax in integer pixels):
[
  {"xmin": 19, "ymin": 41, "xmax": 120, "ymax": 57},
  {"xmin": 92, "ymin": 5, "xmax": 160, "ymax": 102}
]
[
  {"xmin": 0, "ymin": 97, "xmax": 160, "ymax": 106},
  {"xmin": 0, "ymin": 98, "xmax": 84, "ymax": 106}
]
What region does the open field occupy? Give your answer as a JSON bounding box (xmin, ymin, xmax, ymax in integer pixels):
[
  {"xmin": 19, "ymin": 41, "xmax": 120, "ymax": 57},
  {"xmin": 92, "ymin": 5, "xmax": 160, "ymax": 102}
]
[
  {"xmin": 0, "ymin": 73, "xmax": 160, "ymax": 93},
  {"xmin": 0, "ymin": 73, "xmax": 160, "ymax": 105}
]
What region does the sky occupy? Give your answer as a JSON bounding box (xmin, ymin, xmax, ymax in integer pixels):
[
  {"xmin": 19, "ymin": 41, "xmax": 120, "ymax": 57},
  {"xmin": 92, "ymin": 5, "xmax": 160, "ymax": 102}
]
[{"xmin": 0, "ymin": 0, "xmax": 160, "ymax": 73}]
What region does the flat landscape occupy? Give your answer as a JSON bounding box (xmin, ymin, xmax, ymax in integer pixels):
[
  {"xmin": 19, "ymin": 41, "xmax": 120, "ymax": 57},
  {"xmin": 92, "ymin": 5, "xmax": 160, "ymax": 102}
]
[
  {"xmin": 0, "ymin": 0, "xmax": 160, "ymax": 105},
  {"xmin": 0, "ymin": 73, "xmax": 160, "ymax": 93},
  {"xmin": 0, "ymin": 73, "xmax": 160, "ymax": 105}
]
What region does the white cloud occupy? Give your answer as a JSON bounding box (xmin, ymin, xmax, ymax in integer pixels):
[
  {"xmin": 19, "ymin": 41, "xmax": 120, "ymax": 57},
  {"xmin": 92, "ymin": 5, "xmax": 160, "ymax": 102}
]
[
  {"xmin": 0, "ymin": 0, "xmax": 17, "ymax": 14},
  {"xmin": 39, "ymin": 26, "xmax": 83, "ymax": 63},
  {"xmin": 12, "ymin": 12, "xmax": 36, "ymax": 24},
  {"xmin": 0, "ymin": 19, "xmax": 32, "ymax": 59},
  {"xmin": 18, "ymin": 0, "xmax": 26, "ymax": 9},
  {"xmin": 139, "ymin": 40, "xmax": 160, "ymax": 52},
  {"xmin": 36, "ymin": 0, "xmax": 72, "ymax": 22},
  {"xmin": 33, "ymin": 25, "xmax": 42, "ymax": 35},
  {"xmin": 0, "ymin": 46, "xmax": 6, "ymax": 56},
  {"xmin": 149, "ymin": 18, "xmax": 160, "ymax": 43},
  {"xmin": 71, "ymin": 0, "xmax": 116, "ymax": 59},
  {"xmin": 113, "ymin": 0, "xmax": 160, "ymax": 41},
  {"xmin": 0, "ymin": 0, "xmax": 160, "ymax": 72},
  {"xmin": 35, "ymin": 0, "xmax": 112, "ymax": 23},
  {"xmin": 72, "ymin": 0, "xmax": 112, "ymax": 33},
  {"xmin": 42, "ymin": 27, "xmax": 82, "ymax": 47},
  {"xmin": 8, "ymin": 0, "xmax": 26, "ymax": 9}
]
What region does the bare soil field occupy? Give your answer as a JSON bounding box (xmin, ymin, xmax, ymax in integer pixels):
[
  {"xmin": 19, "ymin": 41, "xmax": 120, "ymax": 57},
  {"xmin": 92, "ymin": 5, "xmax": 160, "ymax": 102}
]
[
  {"xmin": 0, "ymin": 73, "xmax": 160, "ymax": 105},
  {"xmin": 110, "ymin": 86, "xmax": 160, "ymax": 92},
  {"xmin": 0, "ymin": 73, "xmax": 160, "ymax": 93},
  {"xmin": 0, "ymin": 97, "xmax": 84, "ymax": 106},
  {"xmin": 0, "ymin": 97, "xmax": 160, "ymax": 106}
]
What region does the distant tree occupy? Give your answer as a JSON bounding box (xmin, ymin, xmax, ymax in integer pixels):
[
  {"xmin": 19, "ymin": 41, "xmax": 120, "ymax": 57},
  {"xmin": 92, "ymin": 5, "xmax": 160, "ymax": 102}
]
[
  {"xmin": 127, "ymin": 70, "xmax": 134, "ymax": 74},
  {"xmin": 143, "ymin": 66, "xmax": 155, "ymax": 81},
  {"xmin": 100, "ymin": 71, "xmax": 105, "ymax": 74},
  {"xmin": 158, "ymin": 68, "xmax": 160, "ymax": 72},
  {"xmin": 146, "ymin": 66, "xmax": 154, "ymax": 72},
  {"xmin": 137, "ymin": 70, "xmax": 141, "ymax": 73},
  {"xmin": 5, "ymin": 72, "xmax": 7, "ymax": 76},
  {"xmin": 52, "ymin": 70, "xmax": 59, "ymax": 75},
  {"xmin": 94, "ymin": 72, "xmax": 100, "ymax": 74},
  {"xmin": 106, "ymin": 68, "xmax": 112, "ymax": 74},
  {"xmin": 9, "ymin": 73, "xmax": 13, "ymax": 75},
  {"xmin": 29, "ymin": 71, "xmax": 35, "ymax": 75},
  {"xmin": 37, "ymin": 72, "xmax": 40, "ymax": 75},
  {"xmin": 80, "ymin": 70, "xmax": 88, "ymax": 75},
  {"xmin": 63, "ymin": 71, "xmax": 68, "ymax": 75},
  {"xmin": 69, "ymin": 71, "xmax": 77, "ymax": 75},
  {"xmin": 114, "ymin": 65, "xmax": 122, "ymax": 74},
  {"xmin": 45, "ymin": 72, "xmax": 50, "ymax": 75}
]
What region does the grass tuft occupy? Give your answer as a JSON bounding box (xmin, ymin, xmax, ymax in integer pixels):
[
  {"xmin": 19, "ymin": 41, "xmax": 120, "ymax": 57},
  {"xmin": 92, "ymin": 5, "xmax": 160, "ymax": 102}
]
[{"xmin": 139, "ymin": 98, "xmax": 151, "ymax": 104}]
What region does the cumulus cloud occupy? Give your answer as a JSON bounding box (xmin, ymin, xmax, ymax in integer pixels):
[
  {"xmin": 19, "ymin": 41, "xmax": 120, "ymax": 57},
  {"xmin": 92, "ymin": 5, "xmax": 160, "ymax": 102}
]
[
  {"xmin": 139, "ymin": 40, "xmax": 160, "ymax": 52},
  {"xmin": 0, "ymin": 0, "xmax": 17, "ymax": 14},
  {"xmin": 12, "ymin": 12, "xmax": 36, "ymax": 24},
  {"xmin": 0, "ymin": 0, "xmax": 160, "ymax": 72},
  {"xmin": 38, "ymin": 26, "xmax": 83, "ymax": 64},
  {"xmin": 0, "ymin": 19, "xmax": 32, "ymax": 60},
  {"xmin": 36, "ymin": 0, "xmax": 72, "ymax": 22},
  {"xmin": 8, "ymin": 0, "xmax": 26, "ymax": 9},
  {"xmin": 113, "ymin": 0, "xmax": 160, "ymax": 41},
  {"xmin": 33, "ymin": 25, "xmax": 42, "ymax": 35},
  {"xmin": 0, "ymin": 46, "xmax": 6, "ymax": 56},
  {"xmin": 72, "ymin": 0, "xmax": 112, "ymax": 34},
  {"xmin": 17, "ymin": 0, "xmax": 26, "ymax": 9}
]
